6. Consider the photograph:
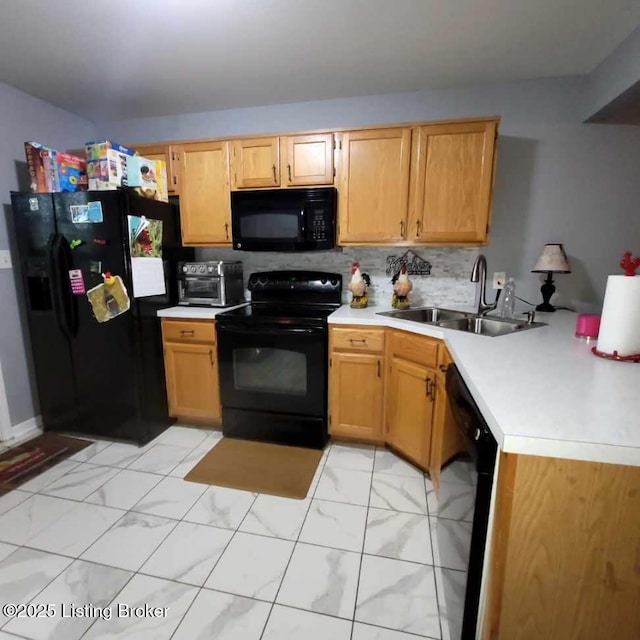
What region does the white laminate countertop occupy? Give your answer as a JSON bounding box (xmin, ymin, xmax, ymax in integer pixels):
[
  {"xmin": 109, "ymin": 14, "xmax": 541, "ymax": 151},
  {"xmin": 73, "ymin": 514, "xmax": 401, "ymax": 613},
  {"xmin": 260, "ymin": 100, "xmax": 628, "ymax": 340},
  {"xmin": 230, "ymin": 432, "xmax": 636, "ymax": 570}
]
[
  {"xmin": 157, "ymin": 303, "xmax": 640, "ymax": 467},
  {"xmin": 157, "ymin": 303, "xmax": 249, "ymax": 320},
  {"xmin": 330, "ymin": 305, "xmax": 640, "ymax": 467}
]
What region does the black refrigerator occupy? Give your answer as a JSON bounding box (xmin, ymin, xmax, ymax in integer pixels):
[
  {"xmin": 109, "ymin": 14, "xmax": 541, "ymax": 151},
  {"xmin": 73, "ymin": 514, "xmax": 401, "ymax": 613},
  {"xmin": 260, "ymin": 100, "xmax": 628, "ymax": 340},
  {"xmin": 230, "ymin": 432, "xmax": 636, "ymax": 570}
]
[{"xmin": 10, "ymin": 189, "xmax": 191, "ymax": 445}]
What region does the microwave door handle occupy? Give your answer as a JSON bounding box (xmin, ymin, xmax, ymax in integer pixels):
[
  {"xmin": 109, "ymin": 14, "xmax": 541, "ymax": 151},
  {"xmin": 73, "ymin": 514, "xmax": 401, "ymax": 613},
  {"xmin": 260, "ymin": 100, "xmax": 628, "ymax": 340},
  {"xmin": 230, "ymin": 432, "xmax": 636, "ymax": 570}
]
[{"xmin": 300, "ymin": 207, "xmax": 306, "ymax": 242}]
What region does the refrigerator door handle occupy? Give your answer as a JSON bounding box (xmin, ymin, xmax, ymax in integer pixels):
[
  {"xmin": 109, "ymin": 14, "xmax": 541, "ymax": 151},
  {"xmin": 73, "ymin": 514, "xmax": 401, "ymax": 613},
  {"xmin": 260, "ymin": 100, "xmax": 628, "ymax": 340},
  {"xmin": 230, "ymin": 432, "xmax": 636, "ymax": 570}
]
[
  {"xmin": 47, "ymin": 233, "xmax": 69, "ymax": 340},
  {"xmin": 57, "ymin": 234, "xmax": 79, "ymax": 338},
  {"xmin": 48, "ymin": 234, "xmax": 79, "ymax": 339}
]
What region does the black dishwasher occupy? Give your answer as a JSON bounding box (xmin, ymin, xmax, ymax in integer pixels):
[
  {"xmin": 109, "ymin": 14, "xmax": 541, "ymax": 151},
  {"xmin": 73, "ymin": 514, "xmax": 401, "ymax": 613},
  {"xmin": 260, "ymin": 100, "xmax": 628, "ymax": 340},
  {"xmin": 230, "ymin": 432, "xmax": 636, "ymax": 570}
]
[{"xmin": 445, "ymin": 365, "xmax": 498, "ymax": 640}]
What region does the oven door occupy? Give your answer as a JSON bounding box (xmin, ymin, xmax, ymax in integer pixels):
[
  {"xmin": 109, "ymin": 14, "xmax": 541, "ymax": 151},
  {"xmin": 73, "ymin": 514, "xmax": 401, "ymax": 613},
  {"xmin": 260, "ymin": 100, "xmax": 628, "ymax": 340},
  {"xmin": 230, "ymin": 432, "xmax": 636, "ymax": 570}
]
[
  {"xmin": 217, "ymin": 323, "xmax": 326, "ymax": 417},
  {"xmin": 179, "ymin": 277, "xmax": 222, "ymax": 305}
]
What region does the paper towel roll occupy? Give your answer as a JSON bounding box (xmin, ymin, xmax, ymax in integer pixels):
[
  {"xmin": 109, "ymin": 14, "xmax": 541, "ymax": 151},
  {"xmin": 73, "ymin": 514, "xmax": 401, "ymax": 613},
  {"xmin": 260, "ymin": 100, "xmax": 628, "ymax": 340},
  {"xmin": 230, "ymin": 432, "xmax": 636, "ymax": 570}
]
[{"xmin": 596, "ymin": 275, "xmax": 640, "ymax": 356}]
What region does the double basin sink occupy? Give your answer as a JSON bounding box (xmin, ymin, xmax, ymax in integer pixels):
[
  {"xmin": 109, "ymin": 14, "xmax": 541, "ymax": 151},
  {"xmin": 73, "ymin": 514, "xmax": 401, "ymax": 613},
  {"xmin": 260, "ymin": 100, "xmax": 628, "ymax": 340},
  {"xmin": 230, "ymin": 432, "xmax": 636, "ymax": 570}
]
[{"xmin": 377, "ymin": 307, "xmax": 545, "ymax": 337}]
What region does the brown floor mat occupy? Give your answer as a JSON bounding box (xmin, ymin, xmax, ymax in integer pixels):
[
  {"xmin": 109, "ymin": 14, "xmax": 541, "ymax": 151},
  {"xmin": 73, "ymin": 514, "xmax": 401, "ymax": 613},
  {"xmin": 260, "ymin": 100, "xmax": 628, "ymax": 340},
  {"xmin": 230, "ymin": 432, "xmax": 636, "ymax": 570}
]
[{"xmin": 184, "ymin": 437, "xmax": 323, "ymax": 500}]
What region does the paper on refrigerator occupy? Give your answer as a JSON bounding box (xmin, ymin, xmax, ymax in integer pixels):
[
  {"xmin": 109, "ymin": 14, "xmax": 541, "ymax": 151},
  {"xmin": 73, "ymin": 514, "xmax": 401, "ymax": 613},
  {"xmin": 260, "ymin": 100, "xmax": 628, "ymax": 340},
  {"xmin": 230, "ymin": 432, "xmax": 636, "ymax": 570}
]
[{"xmin": 128, "ymin": 215, "xmax": 166, "ymax": 298}]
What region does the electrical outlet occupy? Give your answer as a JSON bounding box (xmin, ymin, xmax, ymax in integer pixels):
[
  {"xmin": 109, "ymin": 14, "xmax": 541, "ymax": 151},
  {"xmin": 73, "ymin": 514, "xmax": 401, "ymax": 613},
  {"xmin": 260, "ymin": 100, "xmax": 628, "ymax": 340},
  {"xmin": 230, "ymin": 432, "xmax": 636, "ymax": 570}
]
[
  {"xmin": 492, "ymin": 271, "xmax": 506, "ymax": 289},
  {"xmin": 0, "ymin": 250, "xmax": 12, "ymax": 270}
]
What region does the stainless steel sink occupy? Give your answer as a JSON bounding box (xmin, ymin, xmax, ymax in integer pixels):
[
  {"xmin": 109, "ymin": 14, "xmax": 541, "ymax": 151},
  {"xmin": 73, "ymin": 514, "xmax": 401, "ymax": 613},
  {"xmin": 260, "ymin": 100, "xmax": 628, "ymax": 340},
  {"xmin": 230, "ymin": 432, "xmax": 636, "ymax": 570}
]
[
  {"xmin": 376, "ymin": 307, "xmax": 545, "ymax": 337},
  {"xmin": 437, "ymin": 316, "xmax": 544, "ymax": 337},
  {"xmin": 377, "ymin": 307, "xmax": 471, "ymax": 323}
]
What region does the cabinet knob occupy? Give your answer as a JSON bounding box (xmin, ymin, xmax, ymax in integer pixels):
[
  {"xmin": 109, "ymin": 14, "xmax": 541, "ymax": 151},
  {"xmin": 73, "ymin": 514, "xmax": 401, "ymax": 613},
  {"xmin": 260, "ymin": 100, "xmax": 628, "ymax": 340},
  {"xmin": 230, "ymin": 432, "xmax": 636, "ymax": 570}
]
[
  {"xmin": 287, "ymin": 163, "xmax": 292, "ymax": 182},
  {"xmin": 400, "ymin": 220, "xmax": 405, "ymax": 237},
  {"xmin": 272, "ymin": 164, "xmax": 277, "ymax": 183}
]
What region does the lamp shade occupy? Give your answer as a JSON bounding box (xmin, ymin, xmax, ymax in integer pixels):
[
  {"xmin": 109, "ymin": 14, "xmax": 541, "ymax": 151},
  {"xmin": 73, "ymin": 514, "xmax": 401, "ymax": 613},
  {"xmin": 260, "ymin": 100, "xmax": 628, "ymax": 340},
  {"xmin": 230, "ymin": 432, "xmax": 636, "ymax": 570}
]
[{"xmin": 532, "ymin": 243, "xmax": 571, "ymax": 273}]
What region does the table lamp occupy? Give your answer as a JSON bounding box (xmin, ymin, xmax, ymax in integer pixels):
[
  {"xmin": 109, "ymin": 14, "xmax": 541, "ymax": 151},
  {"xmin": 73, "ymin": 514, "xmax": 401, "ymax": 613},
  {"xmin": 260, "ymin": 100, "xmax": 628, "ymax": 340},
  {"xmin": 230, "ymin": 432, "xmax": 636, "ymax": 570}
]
[{"xmin": 531, "ymin": 243, "xmax": 571, "ymax": 312}]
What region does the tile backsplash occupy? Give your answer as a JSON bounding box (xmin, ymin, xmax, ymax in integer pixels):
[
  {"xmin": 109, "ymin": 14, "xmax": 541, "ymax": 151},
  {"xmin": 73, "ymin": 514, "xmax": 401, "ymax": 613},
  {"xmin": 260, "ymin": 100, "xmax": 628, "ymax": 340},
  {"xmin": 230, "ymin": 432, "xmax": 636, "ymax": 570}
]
[{"xmin": 198, "ymin": 246, "xmax": 479, "ymax": 308}]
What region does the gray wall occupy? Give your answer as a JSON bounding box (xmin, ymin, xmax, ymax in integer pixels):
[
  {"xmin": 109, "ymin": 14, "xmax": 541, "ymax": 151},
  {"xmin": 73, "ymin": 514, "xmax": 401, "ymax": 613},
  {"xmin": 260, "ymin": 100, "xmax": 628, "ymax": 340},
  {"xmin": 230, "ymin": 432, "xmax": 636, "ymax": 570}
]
[
  {"xmin": 100, "ymin": 75, "xmax": 640, "ymax": 312},
  {"xmin": 0, "ymin": 81, "xmax": 95, "ymax": 428},
  {"xmin": 582, "ymin": 25, "xmax": 640, "ymax": 120}
]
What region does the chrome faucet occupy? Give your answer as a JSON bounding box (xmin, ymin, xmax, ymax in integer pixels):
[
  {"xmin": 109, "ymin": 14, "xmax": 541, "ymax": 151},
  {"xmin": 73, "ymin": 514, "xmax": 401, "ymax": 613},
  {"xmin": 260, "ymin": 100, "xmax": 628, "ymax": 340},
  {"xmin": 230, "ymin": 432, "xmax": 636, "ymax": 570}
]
[{"xmin": 470, "ymin": 254, "xmax": 500, "ymax": 316}]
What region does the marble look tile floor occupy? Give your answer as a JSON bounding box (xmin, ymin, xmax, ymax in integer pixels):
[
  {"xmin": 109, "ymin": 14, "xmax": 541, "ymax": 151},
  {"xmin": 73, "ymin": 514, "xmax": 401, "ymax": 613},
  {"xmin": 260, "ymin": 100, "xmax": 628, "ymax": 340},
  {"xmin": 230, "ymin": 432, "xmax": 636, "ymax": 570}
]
[{"xmin": 0, "ymin": 429, "xmax": 472, "ymax": 640}]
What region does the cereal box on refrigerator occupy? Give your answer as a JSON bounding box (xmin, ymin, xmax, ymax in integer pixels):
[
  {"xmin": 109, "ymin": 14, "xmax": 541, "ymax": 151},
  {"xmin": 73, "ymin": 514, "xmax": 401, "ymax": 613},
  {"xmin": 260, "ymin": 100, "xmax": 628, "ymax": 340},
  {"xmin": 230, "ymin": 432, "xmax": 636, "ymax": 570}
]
[
  {"xmin": 85, "ymin": 140, "xmax": 136, "ymax": 190},
  {"xmin": 126, "ymin": 156, "xmax": 168, "ymax": 202},
  {"xmin": 24, "ymin": 142, "xmax": 56, "ymax": 192},
  {"xmin": 53, "ymin": 152, "xmax": 87, "ymax": 192}
]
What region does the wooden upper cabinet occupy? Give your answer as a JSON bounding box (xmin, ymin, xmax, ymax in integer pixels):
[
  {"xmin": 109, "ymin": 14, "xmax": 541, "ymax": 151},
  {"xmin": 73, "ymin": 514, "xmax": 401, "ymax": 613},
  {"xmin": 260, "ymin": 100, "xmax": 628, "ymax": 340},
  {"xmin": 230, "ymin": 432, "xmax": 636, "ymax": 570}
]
[
  {"xmin": 131, "ymin": 143, "xmax": 181, "ymax": 194},
  {"xmin": 282, "ymin": 133, "xmax": 334, "ymax": 186},
  {"xmin": 231, "ymin": 137, "xmax": 280, "ymax": 189},
  {"xmin": 179, "ymin": 141, "xmax": 231, "ymax": 246},
  {"xmin": 408, "ymin": 120, "xmax": 497, "ymax": 244},
  {"xmin": 337, "ymin": 128, "xmax": 412, "ymax": 244}
]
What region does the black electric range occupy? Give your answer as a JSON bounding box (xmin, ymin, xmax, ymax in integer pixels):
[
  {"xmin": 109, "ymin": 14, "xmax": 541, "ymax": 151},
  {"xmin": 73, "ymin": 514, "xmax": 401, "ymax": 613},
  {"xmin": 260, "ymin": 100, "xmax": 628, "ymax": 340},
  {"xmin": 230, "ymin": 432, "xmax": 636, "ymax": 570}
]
[{"xmin": 216, "ymin": 271, "xmax": 342, "ymax": 449}]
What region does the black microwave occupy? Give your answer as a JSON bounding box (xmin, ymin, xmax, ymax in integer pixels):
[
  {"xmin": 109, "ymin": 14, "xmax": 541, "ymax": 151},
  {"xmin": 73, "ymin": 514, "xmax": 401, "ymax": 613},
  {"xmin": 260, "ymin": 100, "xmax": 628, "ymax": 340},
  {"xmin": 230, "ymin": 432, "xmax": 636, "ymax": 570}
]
[{"xmin": 231, "ymin": 187, "xmax": 336, "ymax": 251}]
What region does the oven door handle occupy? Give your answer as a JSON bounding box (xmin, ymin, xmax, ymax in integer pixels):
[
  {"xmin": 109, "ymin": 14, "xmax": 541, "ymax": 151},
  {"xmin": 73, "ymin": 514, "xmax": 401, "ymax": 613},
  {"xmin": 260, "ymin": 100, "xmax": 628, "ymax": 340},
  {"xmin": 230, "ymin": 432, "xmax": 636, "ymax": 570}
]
[{"xmin": 217, "ymin": 324, "xmax": 322, "ymax": 336}]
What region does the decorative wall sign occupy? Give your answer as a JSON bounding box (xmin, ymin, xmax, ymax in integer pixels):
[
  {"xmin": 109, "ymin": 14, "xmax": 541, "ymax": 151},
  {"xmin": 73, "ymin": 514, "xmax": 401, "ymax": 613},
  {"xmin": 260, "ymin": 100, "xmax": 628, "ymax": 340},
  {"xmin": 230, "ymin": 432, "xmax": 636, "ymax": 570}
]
[{"xmin": 386, "ymin": 250, "xmax": 432, "ymax": 277}]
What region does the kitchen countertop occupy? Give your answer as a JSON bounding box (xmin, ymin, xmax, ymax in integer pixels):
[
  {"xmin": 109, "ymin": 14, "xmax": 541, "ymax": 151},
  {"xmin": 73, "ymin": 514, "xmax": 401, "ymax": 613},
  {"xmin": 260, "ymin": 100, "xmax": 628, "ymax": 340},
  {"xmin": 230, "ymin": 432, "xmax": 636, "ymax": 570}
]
[
  {"xmin": 158, "ymin": 303, "xmax": 640, "ymax": 467},
  {"xmin": 157, "ymin": 303, "xmax": 248, "ymax": 320},
  {"xmin": 330, "ymin": 305, "xmax": 640, "ymax": 467}
]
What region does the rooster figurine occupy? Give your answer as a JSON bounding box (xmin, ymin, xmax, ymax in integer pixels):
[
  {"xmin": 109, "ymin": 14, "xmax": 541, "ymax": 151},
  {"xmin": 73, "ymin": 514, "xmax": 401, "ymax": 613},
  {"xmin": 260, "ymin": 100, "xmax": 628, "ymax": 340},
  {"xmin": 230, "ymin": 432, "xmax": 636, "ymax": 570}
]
[
  {"xmin": 348, "ymin": 261, "xmax": 371, "ymax": 308},
  {"xmin": 392, "ymin": 263, "xmax": 413, "ymax": 309}
]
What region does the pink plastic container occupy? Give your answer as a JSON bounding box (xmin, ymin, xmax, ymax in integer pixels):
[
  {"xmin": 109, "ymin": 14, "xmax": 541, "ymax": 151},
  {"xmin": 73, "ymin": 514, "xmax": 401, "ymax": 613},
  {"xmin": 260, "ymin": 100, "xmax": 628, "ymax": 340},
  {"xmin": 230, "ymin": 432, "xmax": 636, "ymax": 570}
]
[{"xmin": 575, "ymin": 314, "xmax": 601, "ymax": 340}]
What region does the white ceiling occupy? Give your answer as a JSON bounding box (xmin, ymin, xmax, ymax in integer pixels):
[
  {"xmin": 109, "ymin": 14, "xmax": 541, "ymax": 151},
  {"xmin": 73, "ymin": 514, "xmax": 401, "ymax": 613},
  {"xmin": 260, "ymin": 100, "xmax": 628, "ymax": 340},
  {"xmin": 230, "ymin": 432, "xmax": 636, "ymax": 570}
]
[{"xmin": 1, "ymin": 0, "xmax": 639, "ymax": 122}]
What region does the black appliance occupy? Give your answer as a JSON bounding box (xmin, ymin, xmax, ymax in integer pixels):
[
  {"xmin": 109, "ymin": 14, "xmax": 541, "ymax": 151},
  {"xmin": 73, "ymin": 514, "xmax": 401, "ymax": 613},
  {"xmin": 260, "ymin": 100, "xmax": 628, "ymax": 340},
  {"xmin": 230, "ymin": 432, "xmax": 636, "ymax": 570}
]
[
  {"xmin": 231, "ymin": 187, "xmax": 336, "ymax": 252},
  {"xmin": 216, "ymin": 270, "xmax": 342, "ymax": 448},
  {"xmin": 445, "ymin": 364, "xmax": 498, "ymax": 640},
  {"xmin": 10, "ymin": 189, "xmax": 192, "ymax": 445}
]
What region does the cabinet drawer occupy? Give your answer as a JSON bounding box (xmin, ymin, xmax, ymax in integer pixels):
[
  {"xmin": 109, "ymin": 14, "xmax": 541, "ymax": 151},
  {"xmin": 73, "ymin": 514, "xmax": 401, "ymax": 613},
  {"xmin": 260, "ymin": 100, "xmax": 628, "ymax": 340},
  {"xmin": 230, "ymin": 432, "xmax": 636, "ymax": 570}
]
[
  {"xmin": 162, "ymin": 319, "xmax": 215, "ymax": 344},
  {"xmin": 387, "ymin": 330, "xmax": 439, "ymax": 368},
  {"xmin": 331, "ymin": 327, "xmax": 385, "ymax": 353}
]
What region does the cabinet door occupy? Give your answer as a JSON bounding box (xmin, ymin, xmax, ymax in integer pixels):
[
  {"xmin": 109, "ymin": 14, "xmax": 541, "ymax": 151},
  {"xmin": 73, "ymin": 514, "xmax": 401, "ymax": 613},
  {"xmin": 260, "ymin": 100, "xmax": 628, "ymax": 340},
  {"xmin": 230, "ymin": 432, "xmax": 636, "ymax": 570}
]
[
  {"xmin": 164, "ymin": 341, "xmax": 220, "ymax": 420},
  {"xmin": 132, "ymin": 144, "xmax": 181, "ymax": 194},
  {"xmin": 429, "ymin": 371, "xmax": 466, "ymax": 487},
  {"xmin": 231, "ymin": 137, "xmax": 280, "ymax": 188},
  {"xmin": 337, "ymin": 128, "xmax": 411, "ymax": 243},
  {"xmin": 179, "ymin": 141, "xmax": 231, "ymax": 245},
  {"xmin": 386, "ymin": 356, "xmax": 435, "ymax": 468},
  {"xmin": 329, "ymin": 352, "xmax": 384, "ymax": 442},
  {"xmin": 282, "ymin": 133, "xmax": 334, "ymax": 186},
  {"xmin": 408, "ymin": 120, "xmax": 497, "ymax": 243}
]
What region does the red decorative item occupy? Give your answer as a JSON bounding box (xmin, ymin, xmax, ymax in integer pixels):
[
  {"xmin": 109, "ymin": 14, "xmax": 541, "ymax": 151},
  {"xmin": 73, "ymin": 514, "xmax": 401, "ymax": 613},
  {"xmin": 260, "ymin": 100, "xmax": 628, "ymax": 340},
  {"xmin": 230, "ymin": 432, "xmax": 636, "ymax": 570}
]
[
  {"xmin": 591, "ymin": 346, "xmax": 640, "ymax": 362},
  {"xmin": 619, "ymin": 252, "xmax": 640, "ymax": 276}
]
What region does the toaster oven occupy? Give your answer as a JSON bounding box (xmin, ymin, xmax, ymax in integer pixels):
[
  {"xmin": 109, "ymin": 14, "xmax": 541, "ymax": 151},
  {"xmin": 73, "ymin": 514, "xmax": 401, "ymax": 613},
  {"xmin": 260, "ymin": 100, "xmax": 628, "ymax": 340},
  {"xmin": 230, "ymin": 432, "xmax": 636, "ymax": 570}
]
[{"xmin": 177, "ymin": 261, "xmax": 244, "ymax": 307}]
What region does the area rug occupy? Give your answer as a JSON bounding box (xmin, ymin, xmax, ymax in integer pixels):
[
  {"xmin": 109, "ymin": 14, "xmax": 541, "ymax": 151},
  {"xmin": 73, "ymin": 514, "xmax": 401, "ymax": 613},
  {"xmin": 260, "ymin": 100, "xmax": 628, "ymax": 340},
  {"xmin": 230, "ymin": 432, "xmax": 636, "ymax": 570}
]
[
  {"xmin": 0, "ymin": 433, "xmax": 92, "ymax": 495},
  {"xmin": 184, "ymin": 437, "xmax": 323, "ymax": 499}
]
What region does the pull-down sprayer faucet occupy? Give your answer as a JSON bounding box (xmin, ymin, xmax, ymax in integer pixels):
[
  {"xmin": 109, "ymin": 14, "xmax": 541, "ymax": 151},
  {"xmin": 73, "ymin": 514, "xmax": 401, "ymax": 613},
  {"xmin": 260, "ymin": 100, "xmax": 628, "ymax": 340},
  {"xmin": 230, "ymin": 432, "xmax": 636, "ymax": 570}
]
[{"xmin": 470, "ymin": 254, "xmax": 500, "ymax": 316}]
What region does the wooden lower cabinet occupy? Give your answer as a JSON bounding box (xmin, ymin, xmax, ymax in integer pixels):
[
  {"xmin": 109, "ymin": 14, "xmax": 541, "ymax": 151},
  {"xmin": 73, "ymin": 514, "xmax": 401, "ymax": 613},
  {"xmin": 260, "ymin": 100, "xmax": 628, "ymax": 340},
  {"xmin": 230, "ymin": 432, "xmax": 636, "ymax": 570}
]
[
  {"xmin": 162, "ymin": 319, "xmax": 221, "ymax": 421},
  {"xmin": 485, "ymin": 453, "xmax": 640, "ymax": 640},
  {"xmin": 386, "ymin": 356, "xmax": 435, "ymax": 469},
  {"xmin": 429, "ymin": 351, "xmax": 466, "ymax": 486},
  {"xmin": 329, "ymin": 326, "xmax": 385, "ymax": 443},
  {"xmin": 328, "ymin": 326, "xmax": 464, "ymax": 478},
  {"xmin": 329, "ymin": 351, "xmax": 384, "ymax": 443}
]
